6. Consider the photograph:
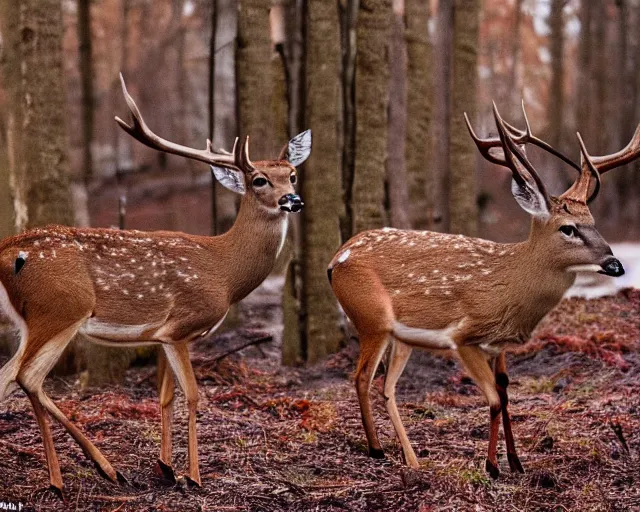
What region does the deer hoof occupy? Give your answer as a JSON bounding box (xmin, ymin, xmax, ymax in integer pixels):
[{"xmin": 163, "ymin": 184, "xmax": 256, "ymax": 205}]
[
  {"xmin": 485, "ymin": 458, "xmax": 500, "ymax": 479},
  {"xmin": 369, "ymin": 447, "xmax": 385, "ymax": 459},
  {"xmin": 49, "ymin": 483, "xmax": 65, "ymax": 500},
  {"xmin": 116, "ymin": 470, "xmax": 130, "ymax": 486},
  {"xmin": 508, "ymin": 452, "xmax": 525, "ymax": 474},
  {"xmin": 185, "ymin": 475, "xmax": 202, "ymax": 488},
  {"xmin": 157, "ymin": 459, "xmax": 177, "ymax": 483}
]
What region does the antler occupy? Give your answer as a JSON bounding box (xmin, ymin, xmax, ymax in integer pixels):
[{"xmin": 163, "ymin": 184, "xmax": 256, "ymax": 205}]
[
  {"xmin": 115, "ymin": 74, "xmax": 254, "ymax": 172},
  {"xmin": 464, "ymin": 101, "xmax": 581, "ymax": 172},
  {"xmin": 563, "ymin": 123, "xmax": 640, "ymax": 202},
  {"xmin": 490, "ymin": 102, "xmax": 551, "ymax": 209}
]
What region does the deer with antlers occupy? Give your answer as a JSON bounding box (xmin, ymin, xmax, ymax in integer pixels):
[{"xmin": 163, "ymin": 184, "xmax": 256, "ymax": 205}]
[
  {"xmin": 0, "ymin": 76, "xmax": 311, "ymax": 494},
  {"xmin": 328, "ymin": 103, "xmax": 639, "ymax": 477}
]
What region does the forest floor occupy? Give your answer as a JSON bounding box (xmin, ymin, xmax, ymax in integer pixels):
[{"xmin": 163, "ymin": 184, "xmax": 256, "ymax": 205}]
[{"xmin": 0, "ymin": 278, "xmax": 639, "ymax": 512}]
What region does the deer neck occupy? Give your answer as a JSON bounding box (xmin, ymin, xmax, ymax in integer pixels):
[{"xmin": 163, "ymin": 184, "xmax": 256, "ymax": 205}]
[
  {"xmin": 210, "ymin": 194, "xmax": 288, "ymax": 304},
  {"xmin": 499, "ymin": 220, "xmax": 575, "ymax": 318}
]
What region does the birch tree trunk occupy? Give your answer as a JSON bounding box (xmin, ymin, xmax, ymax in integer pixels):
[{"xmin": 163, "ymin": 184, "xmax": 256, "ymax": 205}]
[
  {"xmin": 351, "ymin": 0, "xmax": 392, "ymax": 233},
  {"xmin": 448, "ymin": 0, "xmax": 479, "ymax": 236}
]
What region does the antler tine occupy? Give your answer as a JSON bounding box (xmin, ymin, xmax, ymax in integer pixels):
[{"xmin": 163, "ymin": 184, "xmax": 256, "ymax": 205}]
[
  {"xmin": 238, "ymin": 136, "xmax": 256, "ymax": 172},
  {"xmin": 492, "ymin": 102, "xmax": 551, "ymax": 206},
  {"xmin": 115, "ymin": 74, "xmax": 238, "ymax": 169},
  {"xmin": 464, "ymin": 112, "xmax": 508, "ymax": 166},
  {"xmin": 589, "ymin": 122, "xmax": 640, "ymax": 174},
  {"xmin": 576, "ymin": 132, "xmax": 601, "ymax": 203},
  {"xmin": 465, "ymin": 102, "xmax": 581, "ymax": 173}
]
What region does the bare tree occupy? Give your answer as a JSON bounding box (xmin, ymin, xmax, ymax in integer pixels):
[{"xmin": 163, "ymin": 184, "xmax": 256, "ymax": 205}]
[
  {"xmin": 387, "ymin": 0, "xmax": 411, "ymax": 229},
  {"xmin": 78, "ymin": 0, "xmax": 95, "ymax": 184},
  {"xmin": 405, "ymin": 0, "xmax": 433, "ymax": 229},
  {"xmin": 547, "ymin": 0, "xmax": 565, "ymax": 150},
  {"xmin": 449, "ymin": 0, "xmax": 479, "ymax": 236},
  {"xmin": 237, "ymin": 0, "xmax": 277, "ymax": 157},
  {"xmin": 297, "ymin": 0, "xmax": 344, "ymax": 364},
  {"xmin": 432, "ymin": 0, "xmax": 454, "ymax": 231},
  {"xmin": 351, "ymin": 0, "xmax": 392, "ymax": 233}
]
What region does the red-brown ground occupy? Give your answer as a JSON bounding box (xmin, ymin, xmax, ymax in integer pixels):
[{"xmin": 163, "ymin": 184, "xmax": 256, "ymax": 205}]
[{"xmin": 0, "ymin": 285, "xmax": 638, "ymax": 511}]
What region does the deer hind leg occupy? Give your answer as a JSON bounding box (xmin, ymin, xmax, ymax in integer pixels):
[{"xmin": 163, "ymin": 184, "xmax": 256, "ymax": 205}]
[
  {"xmin": 163, "ymin": 343, "xmax": 201, "ymax": 486},
  {"xmin": 495, "ymin": 352, "xmax": 524, "ymax": 473},
  {"xmin": 355, "ymin": 332, "xmax": 390, "ymax": 459},
  {"xmin": 457, "ymin": 346, "xmax": 502, "ymax": 479},
  {"xmin": 156, "ymin": 350, "xmax": 177, "ymax": 482},
  {"xmin": 383, "ymin": 340, "xmax": 418, "ymax": 468},
  {"xmin": 18, "ymin": 320, "xmax": 125, "ymax": 485}
]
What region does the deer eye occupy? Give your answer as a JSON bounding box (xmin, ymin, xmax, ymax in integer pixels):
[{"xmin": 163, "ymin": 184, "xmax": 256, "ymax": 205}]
[
  {"xmin": 290, "ymin": 174, "xmax": 297, "ymax": 184},
  {"xmin": 252, "ymin": 177, "xmax": 268, "ymax": 188},
  {"xmin": 559, "ymin": 225, "xmax": 578, "ymax": 237}
]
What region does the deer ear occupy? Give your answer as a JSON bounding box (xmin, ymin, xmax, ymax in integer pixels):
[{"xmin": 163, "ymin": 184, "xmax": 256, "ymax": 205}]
[
  {"xmin": 211, "ymin": 165, "xmax": 245, "ymax": 195},
  {"xmin": 279, "ymin": 130, "xmax": 312, "ymax": 167},
  {"xmin": 511, "ymin": 178, "xmax": 550, "ymax": 220}
]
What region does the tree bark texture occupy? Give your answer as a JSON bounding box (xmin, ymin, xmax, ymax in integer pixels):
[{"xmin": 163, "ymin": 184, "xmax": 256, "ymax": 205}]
[
  {"xmin": 77, "ymin": 0, "xmax": 95, "ymax": 184},
  {"xmin": 237, "ymin": 0, "xmax": 277, "ymax": 158},
  {"xmin": 301, "ymin": 0, "xmax": 344, "ymax": 364},
  {"xmin": 386, "ymin": 12, "xmax": 411, "ymax": 230},
  {"xmin": 547, "ymin": 0, "xmax": 564, "ymax": 150},
  {"xmin": 448, "ymin": 0, "xmax": 479, "ymax": 236},
  {"xmin": 0, "ymin": 0, "xmax": 75, "ymax": 232},
  {"xmin": 404, "ymin": 0, "xmax": 433, "ymax": 229},
  {"xmin": 351, "ymin": 0, "xmax": 392, "ymax": 234},
  {"xmin": 432, "ymin": 0, "xmax": 453, "ymax": 231}
]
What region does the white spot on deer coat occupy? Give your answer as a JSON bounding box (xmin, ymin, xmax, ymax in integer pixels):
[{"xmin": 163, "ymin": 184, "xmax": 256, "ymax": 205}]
[{"xmin": 337, "ymin": 249, "xmax": 351, "ymax": 264}]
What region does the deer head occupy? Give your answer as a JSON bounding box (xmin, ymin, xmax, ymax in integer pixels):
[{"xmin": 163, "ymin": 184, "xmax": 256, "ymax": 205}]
[
  {"xmin": 115, "ymin": 74, "xmax": 311, "ymax": 217},
  {"xmin": 466, "ymin": 102, "xmax": 624, "ymax": 278}
]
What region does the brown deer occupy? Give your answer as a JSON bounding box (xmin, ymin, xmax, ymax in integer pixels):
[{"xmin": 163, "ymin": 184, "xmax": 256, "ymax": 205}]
[
  {"xmin": 0, "ymin": 75, "xmax": 311, "ymax": 494},
  {"xmin": 328, "ymin": 103, "xmax": 639, "ymax": 477}
]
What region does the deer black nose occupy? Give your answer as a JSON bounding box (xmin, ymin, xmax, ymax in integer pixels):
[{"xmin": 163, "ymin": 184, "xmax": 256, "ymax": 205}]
[
  {"xmin": 599, "ymin": 257, "xmax": 625, "ymax": 277},
  {"xmin": 279, "ymin": 194, "xmax": 304, "ymax": 213}
]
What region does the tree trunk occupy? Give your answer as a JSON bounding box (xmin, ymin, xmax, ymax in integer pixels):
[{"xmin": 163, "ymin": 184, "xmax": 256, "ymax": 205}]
[
  {"xmin": 0, "ymin": 0, "xmax": 78, "ymax": 373},
  {"xmin": 432, "ymin": 0, "xmax": 453, "ymax": 231},
  {"xmin": 508, "ymin": 0, "xmax": 523, "ymax": 115},
  {"xmin": 78, "ymin": 0, "xmax": 94, "ymax": 184},
  {"xmin": 576, "ymin": 0, "xmax": 593, "ymax": 144},
  {"xmin": 0, "ymin": 0, "xmax": 75, "ymax": 232},
  {"xmin": 547, "ymin": 0, "xmax": 564, "ymax": 151},
  {"xmin": 209, "ymin": 0, "xmax": 219, "ymax": 235},
  {"xmin": 404, "ymin": 0, "xmax": 433, "ymax": 229},
  {"xmin": 386, "ymin": 4, "xmax": 411, "ymax": 230},
  {"xmin": 448, "ymin": 0, "xmax": 479, "ymax": 236},
  {"xmin": 237, "ymin": 0, "xmax": 277, "ymax": 157},
  {"xmin": 351, "ymin": 0, "xmax": 392, "ymax": 234},
  {"xmin": 299, "ymin": 0, "xmax": 344, "ymax": 364}
]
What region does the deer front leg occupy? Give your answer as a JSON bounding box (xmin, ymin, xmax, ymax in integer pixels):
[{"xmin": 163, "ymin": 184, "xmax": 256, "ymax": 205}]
[
  {"xmin": 457, "ymin": 346, "xmax": 502, "ymax": 479},
  {"xmin": 383, "ymin": 341, "xmax": 418, "ymax": 468},
  {"xmin": 163, "ymin": 343, "xmax": 201, "ymax": 486},
  {"xmin": 157, "ymin": 350, "xmax": 176, "ymax": 482},
  {"xmin": 21, "ymin": 385, "xmax": 64, "ymax": 496},
  {"xmin": 495, "ymin": 352, "xmax": 524, "ymax": 473}
]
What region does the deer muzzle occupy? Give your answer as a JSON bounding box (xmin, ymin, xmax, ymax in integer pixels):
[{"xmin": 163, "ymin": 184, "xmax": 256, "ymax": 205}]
[
  {"xmin": 599, "ymin": 257, "xmax": 625, "ymax": 277},
  {"xmin": 278, "ymin": 194, "xmax": 304, "ymax": 213}
]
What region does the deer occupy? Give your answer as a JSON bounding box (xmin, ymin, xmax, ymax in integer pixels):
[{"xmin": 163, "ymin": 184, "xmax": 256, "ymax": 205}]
[
  {"xmin": 328, "ymin": 102, "xmax": 640, "ymax": 478},
  {"xmin": 0, "ymin": 75, "xmax": 311, "ymax": 495}
]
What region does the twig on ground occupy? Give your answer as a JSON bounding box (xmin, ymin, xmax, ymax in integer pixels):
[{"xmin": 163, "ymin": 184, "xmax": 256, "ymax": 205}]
[{"xmin": 211, "ymin": 336, "xmax": 273, "ymax": 364}]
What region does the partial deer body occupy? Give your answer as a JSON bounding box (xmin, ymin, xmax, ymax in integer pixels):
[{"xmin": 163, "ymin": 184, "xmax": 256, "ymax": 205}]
[
  {"xmin": 0, "ymin": 76, "xmax": 312, "ymax": 494},
  {"xmin": 329, "ymin": 103, "xmax": 638, "ymax": 476}
]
